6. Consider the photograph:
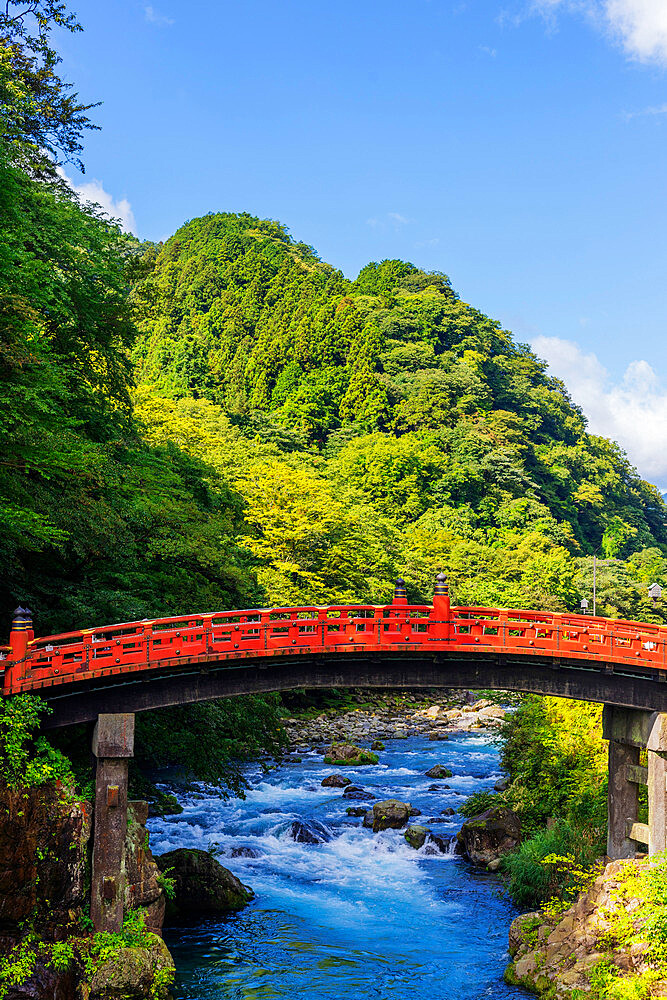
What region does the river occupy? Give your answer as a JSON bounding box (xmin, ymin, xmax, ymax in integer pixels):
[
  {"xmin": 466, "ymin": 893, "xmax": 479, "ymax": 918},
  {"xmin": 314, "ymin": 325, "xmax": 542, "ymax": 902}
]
[{"xmin": 148, "ymin": 731, "xmax": 527, "ymax": 999}]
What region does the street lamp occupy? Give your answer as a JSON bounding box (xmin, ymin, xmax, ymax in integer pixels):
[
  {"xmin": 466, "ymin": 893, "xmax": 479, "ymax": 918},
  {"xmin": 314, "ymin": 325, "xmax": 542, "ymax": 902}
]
[
  {"xmin": 580, "ymin": 598, "xmax": 589, "ymax": 615},
  {"xmin": 648, "ymin": 583, "xmax": 662, "ymax": 609}
]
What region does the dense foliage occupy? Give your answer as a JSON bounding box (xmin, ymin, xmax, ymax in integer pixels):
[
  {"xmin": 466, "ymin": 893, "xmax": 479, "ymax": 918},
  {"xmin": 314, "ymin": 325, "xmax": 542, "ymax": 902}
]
[
  {"xmin": 131, "ymin": 695, "xmax": 287, "ymax": 800},
  {"xmin": 0, "ymin": 694, "xmax": 74, "ymax": 789},
  {"xmin": 480, "ymin": 695, "xmax": 616, "ymax": 907}
]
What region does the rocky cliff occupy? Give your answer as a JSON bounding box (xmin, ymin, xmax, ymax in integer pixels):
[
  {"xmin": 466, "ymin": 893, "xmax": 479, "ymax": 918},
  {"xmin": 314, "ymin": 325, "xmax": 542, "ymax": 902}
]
[
  {"xmin": 506, "ymin": 856, "xmax": 667, "ymax": 998},
  {"xmin": 0, "ymin": 783, "xmax": 174, "ymax": 1000}
]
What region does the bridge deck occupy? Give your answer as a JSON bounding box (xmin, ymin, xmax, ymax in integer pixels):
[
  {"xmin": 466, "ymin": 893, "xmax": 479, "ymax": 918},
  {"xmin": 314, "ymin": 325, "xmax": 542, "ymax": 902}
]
[{"xmin": 3, "ymin": 603, "xmax": 667, "ymax": 726}]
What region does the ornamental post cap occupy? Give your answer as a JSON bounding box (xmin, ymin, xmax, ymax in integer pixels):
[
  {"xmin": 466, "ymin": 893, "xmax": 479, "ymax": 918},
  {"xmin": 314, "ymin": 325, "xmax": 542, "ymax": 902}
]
[
  {"xmin": 436, "ymin": 572, "xmax": 447, "ymax": 582},
  {"xmin": 13, "ymin": 606, "xmax": 31, "ymax": 617},
  {"xmin": 395, "ymin": 577, "xmax": 405, "ymax": 587}
]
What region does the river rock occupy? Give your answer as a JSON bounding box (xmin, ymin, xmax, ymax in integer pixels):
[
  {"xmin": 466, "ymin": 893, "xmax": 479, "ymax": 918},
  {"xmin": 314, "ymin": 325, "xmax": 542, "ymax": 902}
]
[
  {"xmin": 371, "ymin": 799, "xmax": 412, "ymax": 832},
  {"xmin": 470, "ymin": 699, "xmax": 494, "ymax": 711},
  {"xmin": 425, "ymin": 765, "xmax": 453, "ymax": 779},
  {"xmin": 405, "ymin": 825, "xmax": 430, "ymax": 849},
  {"xmin": 428, "ymin": 732, "xmax": 450, "ymax": 741},
  {"xmin": 230, "ymin": 846, "xmax": 260, "ymax": 858},
  {"xmin": 124, "ymin": 801, "xmax": 165, "ymax": 934},
  {"xmin": 346, "ymin": 806, "xmax": 368, "ymax": 817},
  {"xmin": 409, "ymin": 807, "xmax": 422, "ymax": 816},
  {"xmin": 324, "ymin": 743, "xmax": 379, "ymax": 766},
  {"xmin": 425, "ymin": 833, "xmax": 454, "ymax": 854},
  {"xmin": 321, "ymin": 774, "xmax": 351, "ymax": 787},
  {"xmin": 371, "ymin": 740, "xmax": 385, "ymax": 750},
  {"xmin": 288, "ymin": 819, "xmax": 332, "ymax": 843},
  {"xmin": 363, "ymin": 809, "xmax": 374, "ymax": 828},
  {"xmin": 156, "ymin": 848, "xmax": 253, "ymax": 918},
  {"xmin": 441, "ymin": 807, "xmax": 455, "ymax": 816},
  {"xmin": 343, "ymin": 785, "xmax": 375, "ymax": 800},
  {"xmin": 479, "ymin": 706, "xmax": 506, "ymax": 720},
  {"xmin": 457, "ymin": 807, "xmax": 521, "ymax": 866},
  {"xmin": 494, "ymin": 777, "xmax": 509, "ymax": 792}
]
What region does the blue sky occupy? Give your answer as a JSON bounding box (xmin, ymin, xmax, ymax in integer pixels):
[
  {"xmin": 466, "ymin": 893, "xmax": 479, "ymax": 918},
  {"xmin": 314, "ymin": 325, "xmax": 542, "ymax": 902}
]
[{"xmin": 56, "ymin": 0, "xmax": 667, "ymax": 483}]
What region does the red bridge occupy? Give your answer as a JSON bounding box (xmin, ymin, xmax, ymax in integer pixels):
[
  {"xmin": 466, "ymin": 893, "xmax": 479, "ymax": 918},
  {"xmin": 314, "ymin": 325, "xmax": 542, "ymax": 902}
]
[
  {"xmin": 4, "ymin": 575, "xmax": 667, "ymax": 727},
  {"xmin": 6, "ymin": 573, "xmax": 667, "ymax": 928}
]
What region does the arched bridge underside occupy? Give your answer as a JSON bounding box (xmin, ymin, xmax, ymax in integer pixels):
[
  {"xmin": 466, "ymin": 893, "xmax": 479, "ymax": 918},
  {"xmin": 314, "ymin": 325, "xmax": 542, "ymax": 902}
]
[{"xmin": 6, "ymin": 595, "xmax": 667, "ymax": 728}]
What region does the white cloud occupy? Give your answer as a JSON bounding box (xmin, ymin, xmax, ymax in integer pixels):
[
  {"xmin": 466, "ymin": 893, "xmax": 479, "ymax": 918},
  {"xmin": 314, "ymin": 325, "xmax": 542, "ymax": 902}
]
[
  {"xmin": 532, "ymin": 334, "xmax": 667, "ymax": 485},
  {"xmin": 387, "ymin": 212, "xmax": 411, "ymax": 225},
  {"xmin": 479, "ymin": 44, "xmax": 498, "ymax": 56},
  {"xmin": 144, "ymin": 5, "xmax": 174, "ymax": 26},
  {"xmin": 623, "ymin": 102, "xmax": 667, "ymax": 119},
  {"xmin": 531, "ymin": 0, "xmax": 667, "ymax": 64},
  {"xmin": 367, "ymin": 212, "xmax": 412, "ymax": 230},
  {"xmin": 606, "ymin": 0, "xmax": 667, "ymax": 63},
  {"xmin": 58, "ymin": 168, "xmax": 137, "ymax": 235}
]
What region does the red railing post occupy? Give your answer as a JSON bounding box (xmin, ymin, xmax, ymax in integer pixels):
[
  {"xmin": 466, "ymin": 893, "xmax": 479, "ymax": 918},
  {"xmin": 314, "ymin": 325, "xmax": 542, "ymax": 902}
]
[
  {"xmin": 392, "ymin": 577, "xmax": 408, "ymax": 607},
  {"xmin": 3, "ymin": 607, "xmax": 34, "ymax": 694},
  {"xmin": 433, "ymin": 573, "xmax": 451, "ymax": 640}
]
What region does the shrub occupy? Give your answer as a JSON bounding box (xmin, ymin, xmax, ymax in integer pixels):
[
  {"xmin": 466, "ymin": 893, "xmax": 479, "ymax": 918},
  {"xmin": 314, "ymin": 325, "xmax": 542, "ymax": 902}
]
[
  {"xmin": 0, "ymin": 695, "xmax": 75, "ymax": 790},
  {"xmin": 458, "ymin": 790, "xmax": 497, "ymax": 817},
  {"xmin": 501, "ymin": 820, "xmax": 602, "ymax": 907}
]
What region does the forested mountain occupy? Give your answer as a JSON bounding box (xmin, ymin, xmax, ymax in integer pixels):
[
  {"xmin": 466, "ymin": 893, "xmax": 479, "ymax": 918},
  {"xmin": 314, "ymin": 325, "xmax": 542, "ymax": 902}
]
[{"xmin": 129, "ymin": 212, "xmax": 667, "ymax": 618}]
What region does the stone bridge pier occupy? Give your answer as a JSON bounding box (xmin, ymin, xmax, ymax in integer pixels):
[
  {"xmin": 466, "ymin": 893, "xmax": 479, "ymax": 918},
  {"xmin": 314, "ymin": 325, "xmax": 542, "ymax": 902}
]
[
  {"xmin": 604, "ymin": 705, "xmax": 667, "ymax": 859},
  {"xmin": 91, "ymin": 713, "xmax": 135, "ymax": 932}
]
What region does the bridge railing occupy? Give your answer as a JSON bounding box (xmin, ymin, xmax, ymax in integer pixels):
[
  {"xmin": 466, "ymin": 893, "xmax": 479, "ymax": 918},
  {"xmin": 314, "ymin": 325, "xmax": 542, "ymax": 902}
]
[{"xmin": 3, "ymin": 603, "xmax": 667, "ymax": 696}]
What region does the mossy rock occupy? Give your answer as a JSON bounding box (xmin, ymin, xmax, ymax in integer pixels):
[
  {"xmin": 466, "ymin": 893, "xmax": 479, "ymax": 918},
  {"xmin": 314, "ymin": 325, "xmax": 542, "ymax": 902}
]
[
  {"xmin": 323, "ymin": 743, "xmax": 379, "ymax": 766},
  {"xmin": 90, "ymin": 936, "xmax": 174, "ymax": 999},
  {"xmin": 405, "ymin": 825, "xmax": 430, "ymax": 849},
  {"xmin": 371, "ymin": 799, "xmax": 412, "ymax": 832},
  {"xmin": 156, "ymin": 848, "xmax": 253, "ymax": 920},
  {"xmin": 425, "ymin": 765, "xmax": 453, "ymax": 779}
]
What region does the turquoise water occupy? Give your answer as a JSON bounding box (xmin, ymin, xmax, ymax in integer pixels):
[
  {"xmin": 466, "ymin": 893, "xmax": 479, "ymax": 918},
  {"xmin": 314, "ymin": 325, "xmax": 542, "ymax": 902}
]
[{"xmin": 148, "ymin": 733, "xmax": 528, "ymax": 999}]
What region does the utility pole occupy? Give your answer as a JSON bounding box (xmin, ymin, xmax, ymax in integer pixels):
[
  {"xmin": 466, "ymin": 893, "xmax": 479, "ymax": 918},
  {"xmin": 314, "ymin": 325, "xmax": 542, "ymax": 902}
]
[{"xmin": 593, "ymin": 554, "xmax": 597, "ymax": 617}]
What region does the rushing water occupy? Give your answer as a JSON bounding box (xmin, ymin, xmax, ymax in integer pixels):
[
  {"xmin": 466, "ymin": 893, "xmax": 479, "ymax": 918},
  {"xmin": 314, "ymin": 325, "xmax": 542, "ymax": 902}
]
[{"xmin": 148, "ymin": 732, "xmax": 527, "ymax": 1000}]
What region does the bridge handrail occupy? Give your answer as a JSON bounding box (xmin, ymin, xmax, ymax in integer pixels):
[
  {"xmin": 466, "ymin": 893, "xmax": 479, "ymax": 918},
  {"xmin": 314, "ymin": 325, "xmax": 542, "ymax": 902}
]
[{"xmin": 3, "ymin": 602, "xmax": 667, "ymax": 698}]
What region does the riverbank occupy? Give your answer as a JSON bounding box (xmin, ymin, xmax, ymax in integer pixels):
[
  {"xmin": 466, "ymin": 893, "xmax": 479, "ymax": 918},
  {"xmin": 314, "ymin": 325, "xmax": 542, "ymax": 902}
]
[
  {"xmin": 279, "ymin": 687, "xmax": 507, "ymax": 749},
  {"xmin": 506, "ymin": 855, "xmax": 667, "ymax": 999}
]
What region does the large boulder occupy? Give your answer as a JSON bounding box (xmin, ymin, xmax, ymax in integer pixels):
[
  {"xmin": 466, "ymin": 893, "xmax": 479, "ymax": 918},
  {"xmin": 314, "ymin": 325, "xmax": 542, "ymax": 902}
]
[
  {"xmin": 324, "ymin": 743, "xmax": 378, "ymax": 766},
  {"xmin": 372, "ymin": 799, "xmax": 412, "ymax": 832},
  {"xmin": 425, "ymin": 765, "xmax": 453, "ymax": 779},
  {"xmin": 479, "ymin": 705, "xmax": 506, "ymax": 720},
  {"xmin": 156, "ymin": 848, "xmax": 253, "ymax": 920},
  {"xmin": 457, "ymin": 807, "xmax": 521, "ymax": 866},
  {"xmin": 321, "ymin": 774, "xmax": 351, "ymax": 787}
]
